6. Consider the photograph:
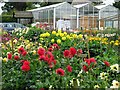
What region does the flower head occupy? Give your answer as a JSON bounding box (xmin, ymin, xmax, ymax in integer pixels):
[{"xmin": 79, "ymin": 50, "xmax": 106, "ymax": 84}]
[
  {"xmin": 94, "ymin": 85, "xmax": 100, "ymax": 89},
  {"xmin": 51, "ymin": 39, "xmax": 55, "ymax": 43},
  {"xmin": 3, "ymin": 57, "xmax": 8, "ymax": 62},
  {"xmin": 104, "ymin": 61, "xmax": 110, "ymax": 67},
  {"xmin": 7, "ymin": 52, "xmax": 12, "ymax": 60},
  {"xmin": 14, "ymin": 55, "xmax": 20, "ymax": 60},
  {"xmin": 37, "ymin": 48, "xmax": 45, "ymax": 56},
  {"xmin": 62, "ymin": 37, "xmax": 66, "ymax": 41},
  {"xmin": 21, "ymin": 65, "xmax": 30, "ymax": 72},
  {"xmin": 78, "ymin": 34, "xmax": 83, "ymax": 39},
  {"xmin": 100, "ymin": 72, "xmax": 108, "ymax": 80},
  {"xmin": 39, "ymin": 55, "xmax": 46, "ymax": 61},
  {"xmin": 23, "ymin": 61, "xmax": 30, "ymax": 66},
  {"xmin": 112, "ymin": 80, "xmax": 119, "ymax": 88},
  {"xmin": 21, "ymin": 50, "xmax": 27, "ymax": 56},
  {"xmin": 110, "ymin": 64, "xmax": 119, "ymax": 73},
  {"xmin": 110, "ymin": 86, "xmax": 116, "ymax": 89},
  {"xmin": 67, "ymin": 65, "xmax": 72, "ymax": 72},
  {"xmin": 83, "ymin": 65, "xmax": 88, "ymax": 72},
  {"xmin": 56, "ymin": 68, "xmax": 65, "ymax": 76},
  {"xmin": 13, "ymin": 39, "xmax": 17, "ymax": 44},
  {"xmin": 52, "ymin": 31, "xmax": 56, "ymax": 35},
  {"xmin": 57, "ymin": 39, "xmax": 61, "ymax": 44},
  {"xmin": 18, "ymin": 46, "xmax": 25, "ymax": 54},
  {"xmin": 63, "ymin": 50, "xmax": 70, "ymax": 58},
  {"xmin": 69, "ymin": 47, "xmax": 77, "ymax": 57}
]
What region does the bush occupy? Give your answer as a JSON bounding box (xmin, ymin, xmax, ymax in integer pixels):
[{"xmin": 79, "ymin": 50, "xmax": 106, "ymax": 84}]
[{"xmin": 2, "ymin": 15, "xmax": 17, "ymax": 22}]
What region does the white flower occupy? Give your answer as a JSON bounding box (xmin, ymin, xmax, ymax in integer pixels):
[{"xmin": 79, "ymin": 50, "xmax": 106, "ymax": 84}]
[
  {"xmin": 13, "ymin": 39, "xmax": 17, "ymax": 44},
  {"xmin": 100, "ymin": 72, "xmax": 108, "ymax": 79},
  {"xmin": 110, "ymin": 64, "xmax": 119, "ymax": 73},
  {"xmin": 94, "ymin": 85, "xmax": 100, "ymax": 88},
  {"xmin": 109, "ymin": 86, "xmax": 118, "ymax": 90},
  {"xmin": 110, "ymin": 86, "xmax": 116, "ymax": 89},
  {"xmin": 14, "ymin": 52, "xmax": 20, "ymax": 56},
  {"xmin": 112, "ymin": 80, "xmax": 119, "ymax": 88}
]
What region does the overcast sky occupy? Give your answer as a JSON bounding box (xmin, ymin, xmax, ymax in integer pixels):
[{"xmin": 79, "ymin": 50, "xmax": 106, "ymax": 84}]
[{"xmin": 102, "ymin": 0, "xmax": 115, "ymax": 5}]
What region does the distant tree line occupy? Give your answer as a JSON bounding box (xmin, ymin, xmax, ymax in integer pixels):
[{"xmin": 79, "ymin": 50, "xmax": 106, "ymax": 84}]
[
  {"xmin": 113, "ymin": 1, "xmax": 120, "ymax": 10},
  {"xmin": 2, "ymin": 1, "xmax": 120, "ymax": 13}
]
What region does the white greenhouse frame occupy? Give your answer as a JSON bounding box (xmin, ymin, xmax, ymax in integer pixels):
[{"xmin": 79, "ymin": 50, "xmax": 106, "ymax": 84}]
[
  {"xmin": 95, "ymin": 4, "xmax": 119, "ymax": 29},
  {"xmin": 74, "ymin": 3, "xmax": 99, "ymax": 30},
  {"xmin": 28, "ymin": 2, "xmax": 77, "ymax": 30},
  {"xmin": 28, "ymin": 2, "xmax": 119, "ymax": 30}
]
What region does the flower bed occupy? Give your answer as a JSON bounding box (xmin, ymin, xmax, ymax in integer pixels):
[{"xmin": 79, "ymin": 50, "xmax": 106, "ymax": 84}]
[{"xmin": 1, "ymin": 28, "xmax": 120, "ymax": 89}]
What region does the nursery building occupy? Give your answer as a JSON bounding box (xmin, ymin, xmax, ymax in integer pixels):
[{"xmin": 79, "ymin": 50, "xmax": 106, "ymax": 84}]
[
  {"xmin": 28, "ymin": 2, "xmax": 119, "ymax": 30},
  {"xmin": 28, "ymin": 2, "xmax": 77, "ymax": 30}
]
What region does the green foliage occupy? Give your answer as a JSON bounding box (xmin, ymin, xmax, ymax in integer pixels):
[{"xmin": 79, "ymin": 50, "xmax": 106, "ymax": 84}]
[
  {"xmin": 2, "ymin": 15, "xmax": 17, "ymax": 22},
  {"xmin": 113, "ymin": 1, "xmax": 120, "ymax": 10},
  {"xmin": 2, "ymin": 2, "xmax": 27, "ymax": 12}
]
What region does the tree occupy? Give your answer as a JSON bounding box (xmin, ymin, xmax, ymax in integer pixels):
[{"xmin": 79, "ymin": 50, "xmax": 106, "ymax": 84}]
[
  {"xmin": 113, "ymin": 1, "xmax": 120, "ymax": 10},
  {"xmin": 2, "ymin": 2, "xmax": 27, "ymax": 12}
]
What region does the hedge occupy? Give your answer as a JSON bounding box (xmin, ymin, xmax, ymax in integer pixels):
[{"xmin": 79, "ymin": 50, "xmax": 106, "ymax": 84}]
[{"xmin": 2, "ymin": 15, "xmax": 17, "ymax": 22}]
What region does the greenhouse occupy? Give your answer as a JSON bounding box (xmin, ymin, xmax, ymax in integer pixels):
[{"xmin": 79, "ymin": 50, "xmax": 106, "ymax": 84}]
[
  {"xmin": 95, "ymin": 4, "xmax": 119, "ymax": 29},
  {"xmin": 28, "ymin": 2, "xmax": 77, "ymax": 30},
  {"xmin": 28, "ymin": 2, "xmax": 119, "ymax": 30},
  {"xmin": 74, "ymin": 3, "xmax": 99, "ymax": 30}
]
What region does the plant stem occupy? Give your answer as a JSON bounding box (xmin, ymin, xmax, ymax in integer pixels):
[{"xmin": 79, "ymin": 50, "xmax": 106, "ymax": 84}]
[
  {"xmin": 86, "ymin": 38, "xmax": 90, "ymax": 59},
  {"xmin": 11, "ymin": 35, "xmax": 14, "ymax": 54}
]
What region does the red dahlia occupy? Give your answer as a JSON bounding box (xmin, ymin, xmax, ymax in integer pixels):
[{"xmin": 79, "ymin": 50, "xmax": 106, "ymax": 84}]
[
  {"xmin": 83, "ymin": 65, "xmax": 88, "ymax": 72},
  {"xmin": 56, "ymin": 68, "xmax": 65, "ymax": 76},
  {"xmin": 69, "ymin": 47, "xmax": 77, "ymax": 56},
  {"xmin": 18, "ymin": 47, "xmax": 25, "ymax": 54},
  {"xmin": 53, "ymin": 43, "xmax": 60, "ymax": 49},
  {"xmin": 48, "ymin": 48, "xmax": 53, "ymax": 52},
  {"xmin": 7, "ymin": 52, "xmax": 12, "ymax": 59},
  {"xmin": 63, "ymin": 50, "xmax": 70, "ymax": 58},
  {"xmin": 23, "ymin": 61, "xmax": 30, "ymax": 66},
  {"xmin": 21, "ymin": 50, "xmax": 27, "ymax": 56},
  {"xmin": 39, "ymin": 55, "xmax": 46, "ymax": 61},
  {"xmin": 14, "ymin": 55, "xmax": 20, "ymax": 60},
  {"xmin": 37, "ymin": 48, "xmax": 45, "ymax": 56},
  {"xmin": 89, "ymin": 58, "xmax": 96, "ymax": 64},
  {"xmin": 21, "ymin": 65, "xmax": 30, "ymax": 72},
  {"xmin": 67, "ymin": 65, "xmax": 72, "ymax": 72},
  {"xmin": 104, "ymin": 61, "xmax": 110, "ymax": 67},
  {"xmin": 83, "ymin": 58, "xmax": 97, "ymax": 72}
]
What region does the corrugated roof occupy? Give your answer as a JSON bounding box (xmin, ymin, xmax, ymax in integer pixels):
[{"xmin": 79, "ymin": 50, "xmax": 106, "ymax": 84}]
[{"xmin": 28, "ymin": 2, "xmax": 67, "ymax": 12}]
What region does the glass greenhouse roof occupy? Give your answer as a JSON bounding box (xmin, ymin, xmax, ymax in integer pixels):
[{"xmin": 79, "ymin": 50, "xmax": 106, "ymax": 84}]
[{"xmin": 28, "ymin": 2, "xmax": 67, "ymax": 11}]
